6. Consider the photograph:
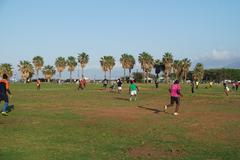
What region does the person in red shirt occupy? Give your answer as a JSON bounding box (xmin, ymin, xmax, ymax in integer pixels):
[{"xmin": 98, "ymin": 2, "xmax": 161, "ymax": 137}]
[
  {"xmin": 36, "ymin": 79, "xmax": 41, "ymax": 90},
  {"xmin": 164, "ymin": 80, "xmax": 183, "ymax": 115},
  {"xmin": 0, "ymin": 74, "xmax": 13, "ymax": 116}
]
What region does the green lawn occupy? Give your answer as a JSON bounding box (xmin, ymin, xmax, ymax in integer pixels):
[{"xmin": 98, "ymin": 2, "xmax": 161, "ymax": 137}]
[{"xmin": 0, "ymin": 83, "xmax": 240, "ymax": 160}]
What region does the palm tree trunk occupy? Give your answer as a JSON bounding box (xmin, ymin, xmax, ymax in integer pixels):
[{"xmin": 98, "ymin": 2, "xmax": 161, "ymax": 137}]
[
  {"xmin": 37, "ymin": 70, "xmax": 39, "ymax": 79},
  {"xmin": 81, "ymin": 67, "xmax": 84, "ymax": 79},
  {"xmin": 184, "ymin": 72, "xmax": 187, "ymax": 82},
  {"xmin": 164, "ymin": 71, "xmax": 167, "ymax": 83},
  {"xmin": 78, "ymin": 64, "xmax": 80, "ymax": 79},
  {"xmin": 146, "ymin": 72, "xmax": 148, "ymax": 84},
  {"xmin": 123, "ymin": 68, "xmax": 126, "ymax": 78},
  {"xmin": 59, "ymin": 71, "xmax": 62, "ymax": 80},
  {"xmin": 70, "ymin": 71, "xmax": 72, "ymax": 82},
  {"xmin": 109, "ymin": 70, "xmax": 111, "ymax": 82},
  {"xmin": 128, "ymin": 68, "xmax": 131, "ymax": 78},
  {"xmin": 104, "ymin": 71, "xmax": 106, "ymax": 79}
]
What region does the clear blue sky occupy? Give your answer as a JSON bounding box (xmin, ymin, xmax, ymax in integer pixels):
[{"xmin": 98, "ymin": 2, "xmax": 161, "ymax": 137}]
[{"xmin": 0, "ymin": 0, "xmax": 240, "ymax": 79}]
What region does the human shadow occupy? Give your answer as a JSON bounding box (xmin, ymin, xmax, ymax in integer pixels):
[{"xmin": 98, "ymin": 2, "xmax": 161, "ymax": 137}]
[
  {"xmin": 114, "ymin": 97, "xmax": 129, "ymax": 101},
  {"xmin": 137, "ymin": 105, "xmax": 165, "ymax": 114}
]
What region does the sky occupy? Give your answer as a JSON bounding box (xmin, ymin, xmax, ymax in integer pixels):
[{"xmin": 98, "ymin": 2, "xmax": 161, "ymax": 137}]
[{"xmin": 0, "ymin": 0, "xmax": 240, "ymax": 79}]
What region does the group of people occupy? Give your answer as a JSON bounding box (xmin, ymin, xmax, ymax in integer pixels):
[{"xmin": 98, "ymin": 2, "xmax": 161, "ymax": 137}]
[
  {"xmin": 102, "ymin": 78, "xmax": 124, "ymax": 94},
  {"xmin": 5, "ymin": 73, "xmax": 238, "ymax": 117},
  {"xmin": 102, "ymin": 78, "xmax": 140, "ymax": 101},
  {"xmin": 0, "ymin": 74, "xmax": 182, "ymax": 116}
]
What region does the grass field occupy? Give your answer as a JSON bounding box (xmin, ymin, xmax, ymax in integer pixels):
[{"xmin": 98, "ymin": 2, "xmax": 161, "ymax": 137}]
[{"xmin": 0, "ymin": 82, "xmax": 240, "ymax": 160}]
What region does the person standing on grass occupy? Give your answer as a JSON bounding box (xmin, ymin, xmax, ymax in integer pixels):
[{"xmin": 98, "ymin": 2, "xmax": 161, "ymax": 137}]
[
  {"xmin": 164, "ymin": 80, "xmax": 183, "ymax": 116},
  {"xmin": 235, "ymin": 81, "xmax": 239, "ymax": 91},
  {"xmin": 102, "ymin": 78, "xmax": 108, "ymax": 89},
  {"xmin": 0, "ymin": 74, "xmax": 13, "ymax": 116},
  {"xmin": 223, "ymin": 82, "xmax": 229, "ymax": 96},
  {"xmin": 129, "ymin": 80, "xmax": 139, "ymax": 101},
  {"xmin": 191, "ymin": 80, "xmax": 195, "ymax": 93},
  {"xmin": 109, "ymin": 80, "xmax": 116, "ymax": 92},
  {"xmin": 117, "ymin": 78, "xmax": 122, "ymax": 93},
  {"xmin": 78, "ymin": 79, "xmax": 84, "ymax": 90},
  {"xmin": 36, "ymin": 79, "xmax": 41, "ymax": 90},
  {"xmin": 196, "ymin": 81, "xmax": 199, "ymax": 89},
  {"xmin": 209, "ymin": 81, "xmax": 213, "ymax": 88}
]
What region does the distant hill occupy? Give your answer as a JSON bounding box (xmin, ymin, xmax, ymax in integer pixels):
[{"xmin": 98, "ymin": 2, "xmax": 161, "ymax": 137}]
[{"xmin": 226, "ymin": 61, "xmax": 240, "ymax": 68}]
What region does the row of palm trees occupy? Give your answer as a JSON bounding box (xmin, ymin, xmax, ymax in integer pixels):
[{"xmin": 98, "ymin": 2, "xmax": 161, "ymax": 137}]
[
  {"xmin": 1, "ymin": 51, "xmax": 204, "ymax": 83},
  {"xmin": 14, "ymin": 53, "xmax": 88, "ymax": 83}
]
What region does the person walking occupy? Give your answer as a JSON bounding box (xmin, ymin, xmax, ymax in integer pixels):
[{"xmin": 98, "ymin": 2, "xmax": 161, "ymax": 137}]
[
  {"xmin": 0, "ymin": 74, "xmax": 13, "ymax": 116},
  {"xmin": 117, "ymin": 78, "xmax": 123, "ymax": 93},
  {"xmin": 164, "ymin": 80, "xmax": 183, "ymax": 116},
  {"xmin": 36, "ymin": 79, "xmax": 41, "ymax": 90},
  {"xmin": 235, "ymin": 81, "xmax": 239, "ymax": 91},
  {"xmin": 196, "ymin": 81, "xmax": 199, "ymax": 89},
  {"xmin": 191, "ymin": 80, "xmax": 195, "ymax": 93},
  {"xmin": 223, "ymin": 82, "xmax": 229, "ymax": 96}
]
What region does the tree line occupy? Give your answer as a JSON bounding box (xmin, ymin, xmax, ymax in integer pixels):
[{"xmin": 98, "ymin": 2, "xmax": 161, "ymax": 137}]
[{"xmin": 1, "ymin": 51, "xmax": 230, "ymax": 83}]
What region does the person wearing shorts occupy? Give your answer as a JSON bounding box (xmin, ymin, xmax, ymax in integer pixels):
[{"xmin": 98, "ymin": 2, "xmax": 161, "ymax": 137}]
[
  {"xmin": 129, "ymin": 80, "xmax": 139, "ymax": 101},
  {"xmin": 209, "ymin": 81, "xmax": 213, "ymax": 88},
  {"xmin": 223, "ymin": 82, "xmax": 229, "ymax": 96},
  {"xmin": 164, "ymin": 80, "xmax": 182, "ymax": 115},
  {"xmin": 36, "ymin": 79, "xmax": 41, "ymax": 90},
  {"xmin": 0, "ymin": 74, "xmax": 13, "ymax": 116},
  {"xmin": 196, "ymin": 81, "xmax": 199, "ymax": 89},
  {"xmin": 102, "ymin": 79, "xmax": 108, "ymax": 89},
  {"xmin": 117, "ymin": 79, "xmax": 122, "ymax": 93}
]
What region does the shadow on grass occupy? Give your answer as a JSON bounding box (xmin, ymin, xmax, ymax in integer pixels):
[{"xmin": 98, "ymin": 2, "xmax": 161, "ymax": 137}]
[
  {"xmin": 137, "ymin": 105, "xmax": 165, "ymax": 114},
  {"xmin": 114, "ymin": 97, "xmax": 129, "ymax": 101}
]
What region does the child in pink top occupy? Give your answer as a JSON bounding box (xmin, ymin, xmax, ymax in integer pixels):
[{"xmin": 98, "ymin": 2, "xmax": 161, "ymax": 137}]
[{"xmin": 164, "ymin": 80, "xmax": 183, "ymax": 115}]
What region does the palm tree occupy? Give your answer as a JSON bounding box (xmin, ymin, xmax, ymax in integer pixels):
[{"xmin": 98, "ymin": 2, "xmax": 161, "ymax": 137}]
[
  {"xmin": 42, "ymin": 65, "xmax": 56, "ymax": 82},
  {"xmin": 78, "ymin": 52, "xmax": 89, "ymax": 79},
  {"xmin": 173, "ymin": 60, "xmax": 183, "ymax": 80},
  {"xmin": 0, "ymin": 63, "xmax": 13, "ymax": 78},
  {"xmin": 193, "ymin": 63, "xmax": 204, "ymax": 82},
  {"xmin": 138, "ymin": 52, "xmax": 154, "ymax": 83},
  {"xmin": 182, "ymin": 58, "xmax": 191, "ymax": 82},
  {"xmin": 120, "ymin": 54, "xmax": 136, "ymax": 79},
  {"xmin": 154, "ymin": 59, "xmax": 164, "ymax": 78},
  {"xmin": 120, "ymin": 53, "xmax": 128, "ymax": 78},
  {"xmin": 100, "ymin": 56, "xmax": 109, "ymax": 79},
  {"xmin": 127, "ymin": 55, "xmax": 135, "ymax": 78},
  {"xmin": 106, "ymin": 56, "xmax": 115, "ymax": 81},
  {"xmin": 67, "ymin": 56, "xmax": 77, "ymax": 82},
  {"xmin": 18, "ymin": 60, "xmax": 34, "ymax": 83},
  {"xmin": 32, "ymin": 56, "xmax": 44, "ymax": 79},
  {"xmin": 162, "ymin": 52, "xmax": 173, "ymax": 83},
  {"xmin": 55, "ymin": 57, "xmax": 66, "ymax": 81}
]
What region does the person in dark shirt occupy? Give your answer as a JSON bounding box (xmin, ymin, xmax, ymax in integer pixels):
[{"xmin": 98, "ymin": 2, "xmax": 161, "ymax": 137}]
[
  {"xmin": 0, "ymin": 74, "xmax": 13, "ymax": 116},
  {"xmin": 117, "ymin": 79, "xmax": 122, "ymax": 93}
]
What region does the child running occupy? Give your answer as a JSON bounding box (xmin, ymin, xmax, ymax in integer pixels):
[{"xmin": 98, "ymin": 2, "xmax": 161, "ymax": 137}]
[
  {"xmin": 164, "ymin": 80, "xmax": 183, "ymax": 116},
  {"xmin": 0, "ymin": 74, "xmax": 13, "ymax": 116},
  {"xmin": 129, "ymin": 80, "xmax": 139, "ymax": 101}
]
